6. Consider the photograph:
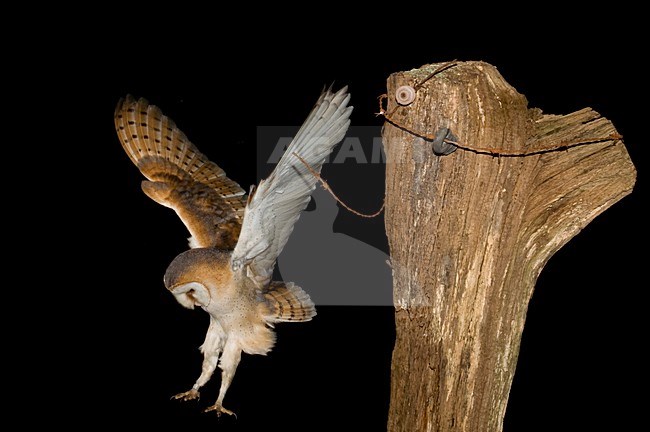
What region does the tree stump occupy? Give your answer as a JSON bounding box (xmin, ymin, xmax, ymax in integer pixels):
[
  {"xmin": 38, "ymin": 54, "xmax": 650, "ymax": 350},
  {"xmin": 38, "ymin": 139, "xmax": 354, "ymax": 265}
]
[{"xmin": 382, "ymin": 61, "xmax": 636, "ymax": 431}]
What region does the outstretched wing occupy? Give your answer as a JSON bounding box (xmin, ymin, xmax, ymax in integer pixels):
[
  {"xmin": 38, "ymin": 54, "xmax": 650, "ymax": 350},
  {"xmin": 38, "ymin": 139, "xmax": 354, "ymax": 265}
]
[
  {"xmin": 232, "ymin": 87, "xmax": 352, "ymax": 285},
  {"xmin": 115, "ymin": 95, "xmax": 247, "ymax": 249}
]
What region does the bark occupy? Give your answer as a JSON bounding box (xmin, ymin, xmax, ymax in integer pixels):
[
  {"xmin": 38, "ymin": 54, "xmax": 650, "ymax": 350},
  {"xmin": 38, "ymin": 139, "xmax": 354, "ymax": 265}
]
[{"xmin": 382, "ymin": 61, "xmax": 636, "ymax": 431}]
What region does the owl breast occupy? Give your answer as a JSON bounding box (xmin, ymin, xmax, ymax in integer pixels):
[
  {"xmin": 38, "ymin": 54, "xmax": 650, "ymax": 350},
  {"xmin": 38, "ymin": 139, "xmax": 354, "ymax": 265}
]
[
  {"xmin": 205, "ymin": 281, "xmax": 276, "ymax": 356},
  {"xmin": 209, "ymin": 306, "xmax": 276, "ymax": 356}
]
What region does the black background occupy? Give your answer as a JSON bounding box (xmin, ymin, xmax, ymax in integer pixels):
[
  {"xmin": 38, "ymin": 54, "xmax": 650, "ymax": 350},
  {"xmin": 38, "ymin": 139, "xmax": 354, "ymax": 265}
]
[{"xmin": 39, "ymin": 17, "xmax": 645, "ymax": 431}]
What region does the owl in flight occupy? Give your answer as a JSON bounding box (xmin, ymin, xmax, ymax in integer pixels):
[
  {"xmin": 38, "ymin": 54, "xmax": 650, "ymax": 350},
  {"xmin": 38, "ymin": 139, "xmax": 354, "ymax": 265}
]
[{"xmin": 115, "ymin": 87, "xmax": 352, "ymax": 416}]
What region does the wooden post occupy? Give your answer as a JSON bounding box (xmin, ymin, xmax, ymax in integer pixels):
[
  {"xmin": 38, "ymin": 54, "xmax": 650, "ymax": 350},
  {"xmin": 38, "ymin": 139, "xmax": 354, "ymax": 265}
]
[{"xmin": 382, "ymin": 61, "xmax": 636, "ymax": 431}]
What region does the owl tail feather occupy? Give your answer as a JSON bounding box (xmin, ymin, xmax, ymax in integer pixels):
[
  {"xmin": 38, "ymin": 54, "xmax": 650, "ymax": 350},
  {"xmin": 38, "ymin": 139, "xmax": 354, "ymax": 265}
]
[{"xmin": 263, "ymin": 282, "xmax": 316, "ymax": 323}]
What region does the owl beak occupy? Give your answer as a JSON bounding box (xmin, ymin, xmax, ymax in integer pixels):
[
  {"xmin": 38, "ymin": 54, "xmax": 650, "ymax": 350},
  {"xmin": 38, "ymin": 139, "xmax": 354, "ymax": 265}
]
[{"xmin": 169, "ymin": 282, "xmax": 210, "ymax": 309}]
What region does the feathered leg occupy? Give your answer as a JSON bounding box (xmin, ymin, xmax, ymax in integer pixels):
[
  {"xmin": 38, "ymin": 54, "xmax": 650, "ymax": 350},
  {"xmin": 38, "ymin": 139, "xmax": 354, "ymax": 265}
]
[
  {"xmin": 173, "ymin": 318, "xmax": 224, "ymax": 402},
  {"xmin": 204, "ymin": 339, "xmax": 241, "ymax": 417}
]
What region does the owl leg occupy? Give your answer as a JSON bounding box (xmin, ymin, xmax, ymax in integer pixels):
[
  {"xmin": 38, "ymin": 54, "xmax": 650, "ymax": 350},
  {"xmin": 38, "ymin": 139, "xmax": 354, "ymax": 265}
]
[
  {"xmin": 172, "ymin": 349, "xmax": 220, "ymax": 401},
  {"xmin": 173, "ymin": 319, "xmax": 223, "ymax": 402},
  {"xmin": 204, "ymin": 340, "xmax": 241, "ymax": 417}
]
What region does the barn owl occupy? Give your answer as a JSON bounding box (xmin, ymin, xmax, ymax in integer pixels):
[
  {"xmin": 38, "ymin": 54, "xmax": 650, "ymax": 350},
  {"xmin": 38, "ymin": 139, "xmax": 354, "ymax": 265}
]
[{"xmin": 115, "ymin": 87, "xmax": 352, "ymax": 416}]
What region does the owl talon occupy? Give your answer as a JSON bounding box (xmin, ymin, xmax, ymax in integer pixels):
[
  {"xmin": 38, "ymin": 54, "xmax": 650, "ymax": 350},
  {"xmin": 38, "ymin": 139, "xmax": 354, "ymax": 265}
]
[
  {"xmin": 204, "ymin": 403, "xmax": 236, "ymax": 418},
  {"xmin": 172, "ymin": 389, "xmax": 200, "ymax": 401}
]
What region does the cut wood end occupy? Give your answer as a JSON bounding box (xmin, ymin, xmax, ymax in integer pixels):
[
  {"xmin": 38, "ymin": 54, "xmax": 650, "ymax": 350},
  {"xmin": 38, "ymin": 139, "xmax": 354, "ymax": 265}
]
[{"xmin": 398, "ymin": 61, "xmax": 524, "ymax": 101}]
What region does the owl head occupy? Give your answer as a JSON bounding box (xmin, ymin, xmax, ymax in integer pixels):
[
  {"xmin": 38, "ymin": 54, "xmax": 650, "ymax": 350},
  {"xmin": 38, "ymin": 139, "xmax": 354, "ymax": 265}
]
[{"xmin": 163, "ymin": 248, "xmax": 233, "ymax": 310}]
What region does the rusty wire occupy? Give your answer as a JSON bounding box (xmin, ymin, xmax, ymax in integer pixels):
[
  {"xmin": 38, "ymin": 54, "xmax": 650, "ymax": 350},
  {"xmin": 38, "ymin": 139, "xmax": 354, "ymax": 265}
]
[{"xmin": 293, "ymin": 152, "xmax": 385, "ymax": 218}]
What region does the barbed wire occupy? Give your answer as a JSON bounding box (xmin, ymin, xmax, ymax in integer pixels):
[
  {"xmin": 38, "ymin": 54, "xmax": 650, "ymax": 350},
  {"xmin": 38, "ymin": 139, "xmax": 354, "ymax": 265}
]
[
  {"xmin": 379, "ymin": 106, "xmax": 622, "ymax": 156},
  {"xmin": 293, "ymin": 152, "xmax": 385, "ymax": 218}
]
